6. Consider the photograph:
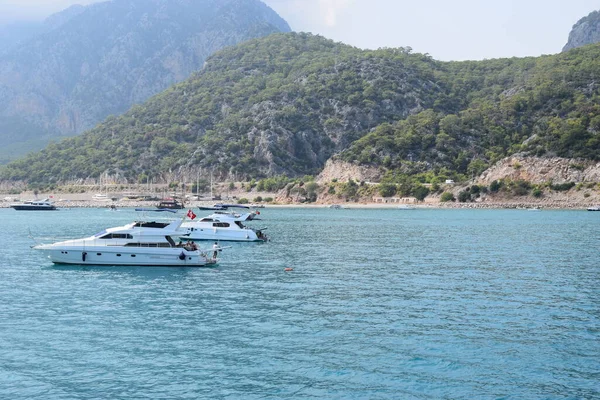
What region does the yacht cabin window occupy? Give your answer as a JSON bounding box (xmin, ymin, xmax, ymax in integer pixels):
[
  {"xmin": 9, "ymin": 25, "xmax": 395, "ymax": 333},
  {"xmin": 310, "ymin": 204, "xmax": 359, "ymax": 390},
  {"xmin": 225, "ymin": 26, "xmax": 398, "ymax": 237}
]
[{"xmin": 99, "ymin": 233, "xmax": 133, "ymax": 239}]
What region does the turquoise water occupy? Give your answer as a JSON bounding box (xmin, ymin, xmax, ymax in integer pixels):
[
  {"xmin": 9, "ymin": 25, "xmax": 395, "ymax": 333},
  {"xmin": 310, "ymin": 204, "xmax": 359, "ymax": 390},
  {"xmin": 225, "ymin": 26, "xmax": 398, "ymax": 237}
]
[{"xmin": 0, "ymin": 207, "xmax": 598, "ymax": 399}]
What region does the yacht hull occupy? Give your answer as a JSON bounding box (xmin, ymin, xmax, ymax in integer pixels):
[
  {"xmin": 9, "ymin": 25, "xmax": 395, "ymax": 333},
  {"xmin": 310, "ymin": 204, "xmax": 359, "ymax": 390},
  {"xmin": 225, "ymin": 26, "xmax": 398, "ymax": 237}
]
[{"xmin": 11, "ymin": 205, "xmax": 57, "ymax": 210}]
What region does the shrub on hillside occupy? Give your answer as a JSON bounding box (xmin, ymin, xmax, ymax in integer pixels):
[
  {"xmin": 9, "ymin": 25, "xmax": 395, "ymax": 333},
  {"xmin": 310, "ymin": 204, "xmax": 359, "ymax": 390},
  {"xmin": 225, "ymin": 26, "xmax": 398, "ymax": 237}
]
[
  {"xmin": 489, "ymin": 180, "xmax": 502, "ymax": 192},
  {"xmin": 440, "ymin": 192, "xmax": 455, "ymax": 202},
  {"xmin": 512, "ymin": 180, "xmax": 532, "ymax": 196},
  {"xmin": 550, "ymin": 182, "xmax": 576, "ymax": 191},
  {"xmin": 457, "ymin": 190, "xmax": 471, "ymax": 202}
]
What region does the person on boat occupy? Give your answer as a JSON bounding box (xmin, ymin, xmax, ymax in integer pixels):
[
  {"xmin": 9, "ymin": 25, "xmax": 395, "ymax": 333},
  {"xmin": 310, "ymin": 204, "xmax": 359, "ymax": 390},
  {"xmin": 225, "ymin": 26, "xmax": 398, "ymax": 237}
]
[
  {"xmin": 185, "ymin": 241, "xmax": 197, "ymax": 251},
  {"xmin": 212, "ymin": 242, "xmax": 219, "ymax": 259}
]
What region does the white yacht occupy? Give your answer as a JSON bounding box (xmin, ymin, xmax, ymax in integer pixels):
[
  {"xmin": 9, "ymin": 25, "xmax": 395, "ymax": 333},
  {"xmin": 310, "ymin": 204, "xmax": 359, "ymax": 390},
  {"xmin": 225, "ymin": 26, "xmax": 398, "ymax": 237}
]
[
  {"xmin": 181, "ymin": 214, "xmax": 267, "ymax": 242},
  {"xmin": 34, "ymin": 219, "xmax": 220, "ymax": 266},
  {"xmin": 10, "ymin": 198, "xmax": 57, "ymax": 211}
]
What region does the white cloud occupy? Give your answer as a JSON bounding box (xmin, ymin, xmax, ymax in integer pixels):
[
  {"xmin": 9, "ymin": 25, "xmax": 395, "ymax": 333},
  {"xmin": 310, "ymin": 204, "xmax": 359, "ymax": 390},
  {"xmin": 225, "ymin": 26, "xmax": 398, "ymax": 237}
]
[
  {"xmin": 265, "ymin": 0, "xmax": 352, "ymax": 28},
  {"xmin": 318, "ymin": 0, "xmax": 352, "ymax": 27}
]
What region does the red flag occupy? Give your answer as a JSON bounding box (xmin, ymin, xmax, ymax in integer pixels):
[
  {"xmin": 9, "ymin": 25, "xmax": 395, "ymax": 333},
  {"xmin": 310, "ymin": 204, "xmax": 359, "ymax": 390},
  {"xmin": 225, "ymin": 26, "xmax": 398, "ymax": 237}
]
[{"xmin": 187, "ymin": 209, "xmax": 196, "ymax": 220}]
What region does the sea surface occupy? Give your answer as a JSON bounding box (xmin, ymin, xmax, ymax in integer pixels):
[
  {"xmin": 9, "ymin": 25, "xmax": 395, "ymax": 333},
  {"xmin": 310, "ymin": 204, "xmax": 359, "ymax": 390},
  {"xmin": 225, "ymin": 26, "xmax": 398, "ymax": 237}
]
[{"xmin": 0, "ymin": 207, "xmax": 598, "ymax": 399}]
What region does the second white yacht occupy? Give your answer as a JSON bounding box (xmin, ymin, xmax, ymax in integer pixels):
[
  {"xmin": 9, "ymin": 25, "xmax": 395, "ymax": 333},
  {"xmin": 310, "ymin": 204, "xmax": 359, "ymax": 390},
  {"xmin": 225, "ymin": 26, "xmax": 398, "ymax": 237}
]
[{"xmin": 181, "ymin": 214, "xmax": 267, "ymax": 242}]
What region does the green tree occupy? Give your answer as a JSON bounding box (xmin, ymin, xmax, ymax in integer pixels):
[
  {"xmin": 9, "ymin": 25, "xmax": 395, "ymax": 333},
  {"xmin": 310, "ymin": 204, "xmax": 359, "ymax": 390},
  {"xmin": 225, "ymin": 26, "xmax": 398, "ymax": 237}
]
[
  {"xmin": 378, "ymin": 183, "xmax": 397, "ymax": 197},
  {"xmin": 412, "ymin": 185, "xmax": 430, "ymax": 201}
]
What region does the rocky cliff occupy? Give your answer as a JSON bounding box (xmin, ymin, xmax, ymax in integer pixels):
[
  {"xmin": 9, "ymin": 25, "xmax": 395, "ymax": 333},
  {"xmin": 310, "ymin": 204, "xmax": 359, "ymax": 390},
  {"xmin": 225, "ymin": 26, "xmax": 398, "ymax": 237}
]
[
  {"xmin": 317, "ymin": 160, "xmax": 382, "ymax": 184},
  {"xmin": 477, "ymin": 156, "xmax": 600, "ymax": 185},
  {"xmin": 0, "ymin": 0, "xmax": 290, "ymax": 162},
  {"xmin": 563, "ymin": 10, "xmax": 600, "ymax": 51}
]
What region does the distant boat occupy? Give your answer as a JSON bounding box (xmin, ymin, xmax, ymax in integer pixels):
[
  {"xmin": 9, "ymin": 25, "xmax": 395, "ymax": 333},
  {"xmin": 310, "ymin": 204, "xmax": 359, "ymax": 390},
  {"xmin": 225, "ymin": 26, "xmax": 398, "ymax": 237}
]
[
  {"xmin": 10, "ymin": 198, "xmax": 57, "ymax": 211},
  {"xmin": 329, "ymin": 204, "xmax": 345, "ymax": 209},
  {"xmin": 92, "ymin": 193, "xmax": 112, "ymax": 202},
  {"xmin": 527, "ymin": 207, "xmax": 542, "ymax": 211},
  {"xmin": 588, "ymin": 206, "xmax": 600, "ymax": 211},
  {"xmin": 156, "ymin": 199, "xmax": 184, "ymax": 209},
  {"xmin": 397, "ymin": 205, "xmax": 416, "ymax": 210}
]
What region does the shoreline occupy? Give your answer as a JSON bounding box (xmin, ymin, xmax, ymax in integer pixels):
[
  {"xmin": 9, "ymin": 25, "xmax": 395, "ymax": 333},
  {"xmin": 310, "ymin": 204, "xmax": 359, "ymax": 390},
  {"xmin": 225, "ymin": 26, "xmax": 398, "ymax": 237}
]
[{"xmin": 0, "ymin": 199, "xmax": 597, "ymax": 210}]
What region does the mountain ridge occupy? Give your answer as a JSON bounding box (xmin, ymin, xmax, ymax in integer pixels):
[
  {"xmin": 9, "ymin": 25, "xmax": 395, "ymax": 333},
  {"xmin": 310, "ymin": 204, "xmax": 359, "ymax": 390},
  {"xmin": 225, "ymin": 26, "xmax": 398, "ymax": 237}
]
[{"xmin": 0, "ymin": 0, "xmax": 291, "ymax": 162}]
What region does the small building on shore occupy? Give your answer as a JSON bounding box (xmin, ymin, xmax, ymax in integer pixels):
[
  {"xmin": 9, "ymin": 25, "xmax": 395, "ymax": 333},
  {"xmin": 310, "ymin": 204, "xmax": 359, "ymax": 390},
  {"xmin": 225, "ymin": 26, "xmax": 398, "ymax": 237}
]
[{"xmin": 372, "ymin": 196, "xmax": 417, "ymax": 204}]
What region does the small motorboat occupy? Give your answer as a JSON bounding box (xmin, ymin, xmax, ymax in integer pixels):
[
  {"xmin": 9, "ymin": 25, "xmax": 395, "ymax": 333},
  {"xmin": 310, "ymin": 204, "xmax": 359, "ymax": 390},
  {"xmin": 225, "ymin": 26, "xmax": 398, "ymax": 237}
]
[
  {"xmin": 156, "ymin": 198, "xmax": 184, "ymax": 210},
  {"xmin": 587, "ymin": 206, "xmax": 600, "ymax": 211}
]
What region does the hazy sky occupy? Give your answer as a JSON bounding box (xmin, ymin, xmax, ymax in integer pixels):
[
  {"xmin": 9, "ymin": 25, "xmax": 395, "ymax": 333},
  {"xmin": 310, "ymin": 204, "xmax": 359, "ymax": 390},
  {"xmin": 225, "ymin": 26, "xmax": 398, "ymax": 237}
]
[{"xmin": 0, "ymin": 0, "xmax": 597, "ymax": 60}]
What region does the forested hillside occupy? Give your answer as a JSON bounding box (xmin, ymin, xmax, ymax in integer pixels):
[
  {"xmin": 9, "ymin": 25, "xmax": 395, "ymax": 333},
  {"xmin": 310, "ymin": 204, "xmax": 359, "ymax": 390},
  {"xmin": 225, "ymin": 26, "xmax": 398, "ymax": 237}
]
[
  {"xmin": 1, "ymin": 33, "xmax": 441, "ymax": 183},
  {"xmin": 2, "ymin": 33, "xmax": 600, "ymax": 186},
  {"xmin": 341, "ymin": 45, "xmax": 600, "ymax": 184},
  {"xmin": 0, "ymin": 0, "xmax": 290, "ymax": 162}
]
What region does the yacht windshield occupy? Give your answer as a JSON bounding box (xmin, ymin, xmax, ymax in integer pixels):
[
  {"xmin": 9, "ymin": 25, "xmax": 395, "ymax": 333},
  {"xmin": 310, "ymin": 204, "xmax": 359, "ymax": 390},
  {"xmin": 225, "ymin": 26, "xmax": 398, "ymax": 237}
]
[
  {"xmin": 93, "ymin": 230, "xmax": 108, "ymax": 237},
  {"xmin": 133, "ymin": 221, "xmax": 170, "ymax": 228}
]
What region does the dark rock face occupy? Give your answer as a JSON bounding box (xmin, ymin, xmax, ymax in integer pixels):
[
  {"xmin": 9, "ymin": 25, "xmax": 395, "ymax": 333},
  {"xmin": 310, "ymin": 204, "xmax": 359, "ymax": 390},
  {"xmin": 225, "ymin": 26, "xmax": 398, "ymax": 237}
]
[
  {"xmin": 0, "ymin": 0, "xmax": 290, "ymax": 162},
  {"xmin": 563, "ymin": 10, "xmax": 600, "ymax": 51}
]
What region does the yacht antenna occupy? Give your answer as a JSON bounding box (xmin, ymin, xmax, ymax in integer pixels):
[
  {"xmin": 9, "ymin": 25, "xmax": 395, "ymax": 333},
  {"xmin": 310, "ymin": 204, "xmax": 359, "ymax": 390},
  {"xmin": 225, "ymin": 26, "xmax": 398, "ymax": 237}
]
[{"xmin": 28, "ymin": 228, "xmax": 40, "ymax": 247}]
